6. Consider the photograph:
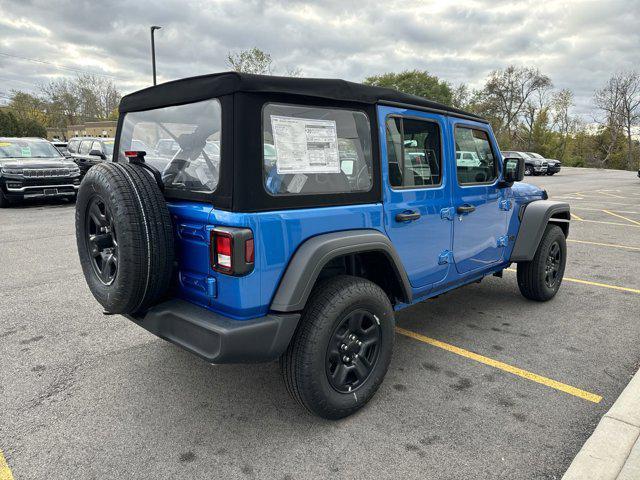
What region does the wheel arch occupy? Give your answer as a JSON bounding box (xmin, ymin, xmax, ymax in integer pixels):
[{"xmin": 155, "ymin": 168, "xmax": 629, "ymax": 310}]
[
  {"xmin": 270, "ymin": 230, "xmax": 412, "ymax": 312},
  {"xmin": 510, "ymin": 200, "xmax": 570, "ymax": 262}
]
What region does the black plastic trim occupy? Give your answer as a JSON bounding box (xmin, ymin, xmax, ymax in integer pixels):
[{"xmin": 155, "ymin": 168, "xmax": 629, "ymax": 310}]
[
  {"xmin": 270, "ymin": 229, "xmax": 412, "ymax": 312},
  {"xmin": 510, "ymin": 200, "xmax": 570, "ymax": 262},
  {"xmin": 127, "ymin": 299, "xmax": 300, "ymax": 363}
]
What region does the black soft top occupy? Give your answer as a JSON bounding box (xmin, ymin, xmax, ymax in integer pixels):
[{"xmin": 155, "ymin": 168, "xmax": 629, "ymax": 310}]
[{"xmin": 119, "ymin": 71, "xmax": 485, "ymax": 122}]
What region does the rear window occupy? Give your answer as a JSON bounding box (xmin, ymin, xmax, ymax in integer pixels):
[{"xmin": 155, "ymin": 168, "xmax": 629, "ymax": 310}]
[
  {"xmin": 262, "ymin": 103, "xmax": 373, "ymax": 196},
  {"xmin": 118, "ymin": 99, "xmax": 222, "ymax": 194},
  {"xmin": 68, "ymin": 140, "xmax": 79, "ymax": 153},
  {"xmin": 79, "ymin": 140, "xmax": 92, "ymax": 155}
]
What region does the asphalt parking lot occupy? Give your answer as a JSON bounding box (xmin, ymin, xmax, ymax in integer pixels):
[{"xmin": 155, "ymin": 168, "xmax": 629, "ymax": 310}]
[{"xmin": 1, "ymin": 166, "xmax": 639, "ymax": 480}]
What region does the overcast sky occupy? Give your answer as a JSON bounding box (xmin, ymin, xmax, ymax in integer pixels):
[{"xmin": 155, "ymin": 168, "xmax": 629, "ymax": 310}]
[{"xmin": 0, "ymin": 0, "xmax": 638, "ymax": 117}]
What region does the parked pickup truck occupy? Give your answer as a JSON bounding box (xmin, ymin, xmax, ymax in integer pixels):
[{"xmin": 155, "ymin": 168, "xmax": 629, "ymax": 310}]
[{"xmin": 75, "ymin": 72, "xmax": 570, "ymax": 419}]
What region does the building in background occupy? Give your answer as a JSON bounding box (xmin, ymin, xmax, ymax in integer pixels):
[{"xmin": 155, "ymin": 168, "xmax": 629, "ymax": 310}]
[{"xmin": 46, "ymin": 121, "xmax": 117, "ymax": 140}]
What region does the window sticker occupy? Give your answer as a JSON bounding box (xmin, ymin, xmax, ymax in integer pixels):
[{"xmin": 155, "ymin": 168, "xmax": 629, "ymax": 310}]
[
  {"xmin": 271, "ymin": 115, "xmax": 340, "ymax": 174},
  {"xmin": 21, "ymin": 147, "xmax": 31, "ymax": 157},
  {"xmin": 0, "ymin": 142, "xmax": 12, "ymax": 147}
]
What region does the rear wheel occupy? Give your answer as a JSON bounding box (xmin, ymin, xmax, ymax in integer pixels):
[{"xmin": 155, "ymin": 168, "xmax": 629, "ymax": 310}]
[
  {"xmin": 280, "ymin": 275, "xmax": 395, "ymax": 419},
  {"xmin": 75, "ymin": 162, "xmax": 174, "ymax": 314},
  {"xmin": 517, "ymin": 224, "xmax": 566, "ymax": 301}
]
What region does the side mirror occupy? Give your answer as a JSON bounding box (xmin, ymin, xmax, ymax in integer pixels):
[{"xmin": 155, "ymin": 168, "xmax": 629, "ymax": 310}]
[
  {"xmin": 500, "ymin": 157, "xmax": 524, "ymax": 186},
  {"xmin": 89, "ymin": 149, "xmax": 106, "ymax": 160}
]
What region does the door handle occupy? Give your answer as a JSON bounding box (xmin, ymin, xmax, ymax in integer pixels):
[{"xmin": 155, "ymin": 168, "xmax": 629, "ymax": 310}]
[
  {"xmin": 456, "ymin": 204, "xmax": 476, "ymax": 214},
  {"xmin": 395, "ymin": 211, "xmax": 421, "ymax": 222}
]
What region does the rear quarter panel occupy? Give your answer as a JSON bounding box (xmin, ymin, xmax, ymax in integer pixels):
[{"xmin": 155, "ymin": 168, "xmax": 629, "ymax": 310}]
[{"xmin": 168, "ymin": 202, "xmax": 385, "ymax": 320}]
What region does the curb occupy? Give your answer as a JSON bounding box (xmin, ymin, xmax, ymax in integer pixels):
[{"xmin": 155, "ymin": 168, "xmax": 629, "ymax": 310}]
[{"xmin": 563, "ymin": 369, "xmax": 640, "ymax": 479}]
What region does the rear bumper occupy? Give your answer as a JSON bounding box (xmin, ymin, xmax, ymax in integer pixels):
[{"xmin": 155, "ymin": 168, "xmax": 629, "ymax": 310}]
[{"xmin": 127, "ymin": 299, "xmax": 300, "ymax": 363}]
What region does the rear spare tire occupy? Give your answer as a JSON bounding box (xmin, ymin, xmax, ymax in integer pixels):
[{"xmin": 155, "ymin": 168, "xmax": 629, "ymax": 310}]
[{"xmin": 75, "ymin": 162, "xmax": 174, "ymax": 314}]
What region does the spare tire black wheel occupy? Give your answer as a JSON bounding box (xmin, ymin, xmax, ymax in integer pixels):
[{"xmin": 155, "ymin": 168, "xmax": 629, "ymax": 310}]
[{"xmin": 75, "ymin": 162, "xmax": 175, "ymax": 314}]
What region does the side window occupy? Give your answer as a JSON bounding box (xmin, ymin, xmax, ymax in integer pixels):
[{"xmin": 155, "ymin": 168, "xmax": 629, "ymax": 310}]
[
  {"xmin": 79, "ymin": 140, "xmax": 92, "ymax": 155},
  {"xmin": 385, "ymin": 116, "xmax": 442, "ymax": 188},
  {"xmin": 68, "ymin": 140, "xmax": 79, "ymax": 153},
  {"xmin": 454, "ymin": 127, "xmax": 497, "ymax": 184},
  {"xmin": 262, "ymin": 103, "xmax": 373, "ymax": 196},
  {"xmin": 91, "ymin": 141, "xmax": 103, "ymax": 154}
]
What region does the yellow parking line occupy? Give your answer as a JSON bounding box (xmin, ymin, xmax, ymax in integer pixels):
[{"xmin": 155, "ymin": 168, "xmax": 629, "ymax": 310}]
[
  {"xmin": 572, "ymin": 207, "xmax": 640, "ymax": 215},
  {"xmin": 601, "ymin": 209, "xmax": 640, "ymax": 226},
  {"xmin": 396, "ymin": 327, "xmax": 602, "ymax": 403},
  {"xmin": 505, "ymin": 269, "xmax": 640, "ymax": 294},
  {"xmin": 580, "ymin": 219, "xmax": 640, "ymax": 228},
  {"xmin": 571, "ymin": 212, "xmax": 584, "ymax": 221},
  {"xmin": 0, "ymin": 450, "xmax": 14, "ymax": 480},
  {"xmin": 567, "ymin": 239, "xmax": 640, "ymax": 251},
  {"xmin": 597, "ymin": 191, "xmax": 626, "ymax": 199}
]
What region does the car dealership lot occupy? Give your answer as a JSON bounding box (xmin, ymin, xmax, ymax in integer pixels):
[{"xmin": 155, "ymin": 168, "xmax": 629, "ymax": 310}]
[{"xmin": 1, "ymin": 167, "xmax": 639, "ymax": 479}]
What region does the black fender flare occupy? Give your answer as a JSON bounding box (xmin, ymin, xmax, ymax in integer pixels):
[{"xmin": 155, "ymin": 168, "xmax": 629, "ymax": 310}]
[
  {"xmin": 270, "ymin": 229, "xmax": 412, "ymax": 312},
  {"xmin": 510, "ymin": 200, "xmax": 570, "ymax": 262}
]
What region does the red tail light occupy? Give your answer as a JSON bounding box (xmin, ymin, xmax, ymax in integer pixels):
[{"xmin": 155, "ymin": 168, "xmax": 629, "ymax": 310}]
[
  {"xmin": 215, "ymin": 233, "xmax": 233, "ymax": 272},
  {"xmin": 124, "ymin": 150, "xmax": 146, "ymax": 159},
  {"xmin": 210, "ymin": 227, "xmax": 254, "ymax": 275}
]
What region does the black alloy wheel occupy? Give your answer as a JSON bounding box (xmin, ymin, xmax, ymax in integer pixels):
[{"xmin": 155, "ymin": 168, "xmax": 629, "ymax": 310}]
[
  {"xmin": 326, "ymin": 309, "xmax": 381, "ymax": 393},
  {"xmin": 544, "ymin": 241, "xmax": 562, "ymax": 289},
  {"xmin": 85, "ymin": 195, "xmax": 118, "ymax": 285}
]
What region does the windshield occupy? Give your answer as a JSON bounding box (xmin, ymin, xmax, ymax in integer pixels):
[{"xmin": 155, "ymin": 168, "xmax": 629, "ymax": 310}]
[
  {"xmin": 0, "ymin": 139, "xmax": 63, "ymax": 159},
  {"xmin": 118, "ymin": 98, "xmax": 222, "ymax": 193},
  {"xmin": 527, "ymin": 152, "xmax": 543, "ymax": 159}
]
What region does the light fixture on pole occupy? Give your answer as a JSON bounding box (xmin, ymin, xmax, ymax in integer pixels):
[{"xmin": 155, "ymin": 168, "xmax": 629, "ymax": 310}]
[{"xmin": 150, "ymin": 25, "xmax": 162, "ymax": 85}]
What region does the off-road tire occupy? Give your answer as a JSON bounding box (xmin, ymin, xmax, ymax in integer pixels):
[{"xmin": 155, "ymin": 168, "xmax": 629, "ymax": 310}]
[
  {"xmin": 280, "ymin": 275, "xmax": 395, "ymax": 419},
  {"xmin": 75, "ymin": 162, "xmax": 174, "ymax": 314},
  {"xmin": 517, "ymin": 224, "xmax": 566, "ymax": 301}
]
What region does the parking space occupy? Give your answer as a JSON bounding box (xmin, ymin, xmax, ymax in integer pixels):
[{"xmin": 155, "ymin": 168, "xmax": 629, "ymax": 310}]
[{"xmin": 1, "ymin": 167, "xmax": 639, "ymax": 479}]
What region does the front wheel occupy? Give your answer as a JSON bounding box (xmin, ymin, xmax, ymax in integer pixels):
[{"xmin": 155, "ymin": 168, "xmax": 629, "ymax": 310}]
[
  {"xmin": 524, "ymin": 166, "xmax": 533, "ymax": 176},
  {"xmin": 280, "ymin": 275, "xmax": 395, "ymax": 419},
  {"xmin": 517, "ymin": 224, "xmax": 566, "ymax": 301}
]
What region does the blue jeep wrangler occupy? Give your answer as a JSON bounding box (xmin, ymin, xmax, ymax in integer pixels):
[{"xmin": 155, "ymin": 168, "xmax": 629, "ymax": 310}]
[{"xmin": 75, "ymin": 72, "xmax": 570, "ymax": 419}]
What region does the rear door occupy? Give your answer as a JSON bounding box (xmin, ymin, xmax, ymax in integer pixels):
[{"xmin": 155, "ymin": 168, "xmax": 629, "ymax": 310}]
[
  {"xmin": 380, "ymin": 106, "xmax": 453, "ymax": 289},
  {"xmin": 450, "ymin": 122, "xmax": 507, "ymax": 274}
]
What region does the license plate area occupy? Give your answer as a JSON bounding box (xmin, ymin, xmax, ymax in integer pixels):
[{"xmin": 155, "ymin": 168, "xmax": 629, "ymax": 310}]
[{"xmin": 44, "ymin": 188, "xmax": 58, "ymax": 196}]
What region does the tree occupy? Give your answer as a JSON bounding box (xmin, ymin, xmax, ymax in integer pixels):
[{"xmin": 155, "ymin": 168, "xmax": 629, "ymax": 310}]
[
  {"xmin": 226, "ymin": 48, "xmax": 273, "ymax": 74},
  {"xmin": 7, "ymin": 91, "xmax": 47, "ymax": 125},
  {"xmin": 363, "ymin": 70, "xmax": 453, "ymax": 106},
  {"xmin": 0, "ymin": 110, "xmax": 20, "ymax": 136},
  {"xmin": 481, "ymin": 66, "xmax": 552, "ymax": 140},
  {"xmin": 610, "ymin": 72, "xmax": 640, "ymax": 169},
  {"xmin": 40, "ymin": 74, "xmax": 121, "ymax": 127},
  {"xmin": 550, "ymin": 89, "xmax": 575, "ymax": 160},
  {"xmin": 594, "ymin": 75, "xmax": 626, "ymax": 168},
  {"xmin": 18, "ymin": 118, "xmax": 47, "ymax": 137}
]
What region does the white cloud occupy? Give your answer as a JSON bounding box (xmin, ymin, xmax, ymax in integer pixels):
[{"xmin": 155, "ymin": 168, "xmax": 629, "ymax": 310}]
[{"xmin": 0, "ymin": 0, "xmax": 638, "ymax": 116}]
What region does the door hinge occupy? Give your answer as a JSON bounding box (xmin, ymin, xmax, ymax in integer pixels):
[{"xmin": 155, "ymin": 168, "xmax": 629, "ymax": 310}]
[
  {"xmin": 497, "ymin": 235, "xmax": 509, "ymax": 247},
  {"xmin": 440, "ymin": 207, "xmax": 455, "ymax": 221},
  {"xmin": 499, "ymin": 199, "xmax": 512, "ymax": 211},
  {"xmin": 438, "ymin": 250, "xmax": 454, "ymax": 265}
]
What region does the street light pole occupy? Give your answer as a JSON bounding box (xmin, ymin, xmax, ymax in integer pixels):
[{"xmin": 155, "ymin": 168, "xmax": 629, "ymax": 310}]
[{"xmin": 150, "ymin": 26, "xmax": 162, "ymax": 85}]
